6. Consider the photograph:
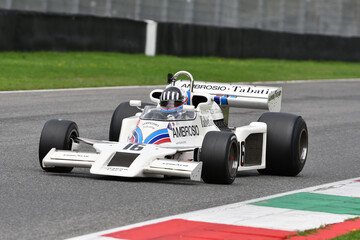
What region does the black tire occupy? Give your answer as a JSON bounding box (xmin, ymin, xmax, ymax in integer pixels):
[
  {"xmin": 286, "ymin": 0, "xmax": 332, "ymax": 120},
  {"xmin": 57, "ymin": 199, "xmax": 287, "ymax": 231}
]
[
  {"xmin": 39, "ymin": 119, "xmax": 79, "ymax": 173},
  {"xmin": 109, "ymin": 101, "xmax": 152, "ymax": 141},
  {"xmin": 200, "ymin": 131, "xmax": 239, "ymax": 184},
  {"xmin": 258, "ymin": 112, "xmax": 308, "ymax": 176}
]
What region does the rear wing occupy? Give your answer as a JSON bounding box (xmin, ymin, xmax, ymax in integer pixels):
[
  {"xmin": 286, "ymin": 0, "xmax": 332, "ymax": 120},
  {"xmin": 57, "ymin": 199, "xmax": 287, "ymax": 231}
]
[{"xmin": 174, "ymin": 80, "xmax": 282, "ymax": 112}]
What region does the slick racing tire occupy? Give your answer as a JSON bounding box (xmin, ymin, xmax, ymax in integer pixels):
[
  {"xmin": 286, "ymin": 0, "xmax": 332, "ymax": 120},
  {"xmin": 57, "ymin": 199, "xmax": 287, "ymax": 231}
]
[
  {"xmin": 39, "ymin": 119, "xmax": 79, "ymax": 173},
  {"xmin": 200, "ymin": 131, "xmax": 239, "ymax": 184},
  {"xmin": 258, "ymin": 112, "xmax": 308, "ymax": 176},
  {"xmin": 109, "ymin": 101, "xmax": 152, "ymax": 141}
]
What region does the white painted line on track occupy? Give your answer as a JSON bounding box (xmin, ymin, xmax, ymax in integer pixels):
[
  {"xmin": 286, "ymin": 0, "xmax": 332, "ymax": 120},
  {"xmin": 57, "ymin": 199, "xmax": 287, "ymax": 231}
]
[
  {"xmin": 67, "ymin": 177, "xmax": 360, "ymax": 240},
  {"xmin": 1, "ymin": 79, "xmax": 359, "ymax": 94},
  {"xmin": 181, "ymin": 205, "xmax": 355, "ymax": 232}
]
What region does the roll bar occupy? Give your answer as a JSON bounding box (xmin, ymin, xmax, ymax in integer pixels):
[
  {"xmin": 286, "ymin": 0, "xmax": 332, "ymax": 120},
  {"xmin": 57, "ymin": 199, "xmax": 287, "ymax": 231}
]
[{"xmin": 171, "ymin": 71, "xmax": 194, "ymax": 93}]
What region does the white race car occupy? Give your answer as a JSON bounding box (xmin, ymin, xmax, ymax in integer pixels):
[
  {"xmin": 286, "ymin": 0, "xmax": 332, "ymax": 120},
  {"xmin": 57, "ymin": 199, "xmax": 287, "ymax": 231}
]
[{"xmin": 39, "ymin": 71, "xmax": 308, "ymax": 184}]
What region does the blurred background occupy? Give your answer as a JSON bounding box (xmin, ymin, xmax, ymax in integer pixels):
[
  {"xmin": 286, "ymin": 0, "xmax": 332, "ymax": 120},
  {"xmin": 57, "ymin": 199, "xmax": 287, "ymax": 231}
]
[
  {"xmin": 2, "ymin": 0, "xmax": 359, "ymax": 37},
  {"xmin": 1, "ymin": 0, "xmax": 360, "ymax": 60}
]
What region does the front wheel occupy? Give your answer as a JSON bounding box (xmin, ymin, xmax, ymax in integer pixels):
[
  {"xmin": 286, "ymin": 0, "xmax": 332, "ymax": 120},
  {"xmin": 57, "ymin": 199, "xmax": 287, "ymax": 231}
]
[
  {"xmin": 258, "ymin": 112, "xmax": 308, "ymax": 176},
  {"xmin": 200, "ymin": 131, "xmax": 239, "ymax": 184},
  {"xmin": 39, "ymin": 119, "xmax": 79, "ymax": 173}
]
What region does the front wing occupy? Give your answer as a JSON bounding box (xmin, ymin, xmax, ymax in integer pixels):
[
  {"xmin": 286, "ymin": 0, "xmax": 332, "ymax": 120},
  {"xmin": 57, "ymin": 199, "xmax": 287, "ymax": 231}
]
[{"xmin": 42, "ymin": 141, "xmax": 203, "ymax": 181}]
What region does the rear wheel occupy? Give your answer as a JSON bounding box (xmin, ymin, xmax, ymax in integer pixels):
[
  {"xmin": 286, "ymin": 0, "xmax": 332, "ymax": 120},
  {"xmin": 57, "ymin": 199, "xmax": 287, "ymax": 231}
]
[
  {"xmin": 258, "ymin": 112, "xmax": 308, "ymax": 176},
  {"xmin": 39, "ymin": 119, "xmax": 79, "ymax": 173},
  {"xmin": 200, "ymin": 131, "xmax": 239, "ymax": 184},
  {"xmin": 109, "ymin": 101, "xmax": 152, "ymax": 141}
]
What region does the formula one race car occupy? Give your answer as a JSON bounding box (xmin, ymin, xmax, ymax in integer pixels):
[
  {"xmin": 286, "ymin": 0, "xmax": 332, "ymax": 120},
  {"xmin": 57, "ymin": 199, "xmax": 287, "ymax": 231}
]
[{"xmin": 39, "ymin": 71, "xmax": 308, "ymax": 184}]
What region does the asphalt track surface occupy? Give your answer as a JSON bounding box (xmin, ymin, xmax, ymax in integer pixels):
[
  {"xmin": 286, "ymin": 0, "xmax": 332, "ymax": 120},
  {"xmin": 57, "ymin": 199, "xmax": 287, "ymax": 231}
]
[{"xmin": 0, "ymin": 80, "xmax": 359, "ymax": 240}]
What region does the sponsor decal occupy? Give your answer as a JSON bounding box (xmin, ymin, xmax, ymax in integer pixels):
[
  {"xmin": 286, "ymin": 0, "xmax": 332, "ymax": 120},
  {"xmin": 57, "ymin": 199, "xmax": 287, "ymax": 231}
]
[
  {"xmin": 131, "ymin": 127, "xmax": 143, "ymax": 143},
  {"xmin": 141, "ymin": 122, "xmax": 160, "ymax": 129},
  {"xmin": 180, "ymin": 83, "xmax": 271, "ymax": 96},
  {"xmin": 131, "ymin": 128, "xmax": 171, "ymax": 145},
  {"xmin": 231, "ymin": 86, "xmax": 270, "ymax": 95},
  {"xmin": 200, "ymin": 116, "xmax": 212, "ymax": 127},
  {"xmin": 268, "ymin": 90, "xmax": 282, "ymax": 102},
  {"xmin": 214, "ymin": 96, "xmax": 228, "ymax": 105},
  {"xmin": 144, "ymin": 129, "xmax": 171, "ymax": 144},
  {"xmin": 62, "ymin": 153, "xmax": 91, "ymax": 158},
  {"xmin": 173, "ymin": 125, "xmax": 199, "ymax": 138},
  {"xmin": 181, "ymin": 83, "xmax": 227, "ymax": 91},
  {"xmin": 105, "ymin": 167, "xmax": 128, "ymax": 172},
  {"xmin": 206, "ymin": 108, "xmax": 223, "ymax": 115},
  {"xmin": 161, "ymin": 162, "xmax": 191, "ymax": 168}
]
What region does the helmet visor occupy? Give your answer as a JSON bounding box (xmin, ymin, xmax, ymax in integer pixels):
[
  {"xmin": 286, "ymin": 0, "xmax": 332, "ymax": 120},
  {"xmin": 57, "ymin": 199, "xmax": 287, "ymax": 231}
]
[{"xmin": 160, "ymin": 99, "xmax": 183, "ymax": 109}]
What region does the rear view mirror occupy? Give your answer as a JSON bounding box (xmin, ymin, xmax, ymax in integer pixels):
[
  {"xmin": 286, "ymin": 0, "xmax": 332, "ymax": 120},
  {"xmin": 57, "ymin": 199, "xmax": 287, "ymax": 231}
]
[
  {"xmin": 183, "ymin": 105, "xmax": 195, "ymax": 112},
  {"xmin": 129, "ymin": 100, "xmax": 142, "ymax": 107}
]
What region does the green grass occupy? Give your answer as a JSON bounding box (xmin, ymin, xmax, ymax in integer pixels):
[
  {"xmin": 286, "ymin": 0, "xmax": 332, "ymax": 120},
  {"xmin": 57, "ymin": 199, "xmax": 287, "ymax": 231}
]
[
  {"xmin": 289, "ymin": 229, "xmax": 360, "ymax": 239},
  {"xmin": 287, "ymin": 218, "xmax": 360, "ymax": 239},
  {"xmin": 0, "ymin": 52, "xmax": 360, "ymax": 91},
  {"xmin": 290, "ymin": 225, "xmax": 330, "ymax": 237},
  {"xmin": 330, "ymin": 230, "xmax": 360, "ymax": 240},
  {"xmin": 330, "ymin": 218, "xmax": 360, "ymax": 240}
]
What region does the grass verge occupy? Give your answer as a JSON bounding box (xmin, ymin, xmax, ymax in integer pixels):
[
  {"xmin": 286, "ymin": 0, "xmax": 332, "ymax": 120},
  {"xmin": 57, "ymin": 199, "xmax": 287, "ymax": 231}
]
[
  {"xmin": 287, "ymin": 218, "xmax": 360, "ymax": 239},
  {"xmin": 330, "ymin": 230, "xmax": 360, "ymax": 240},
  {"xmin": 0, "ymin": 52, "xmax": 360, "ymax": 91}
]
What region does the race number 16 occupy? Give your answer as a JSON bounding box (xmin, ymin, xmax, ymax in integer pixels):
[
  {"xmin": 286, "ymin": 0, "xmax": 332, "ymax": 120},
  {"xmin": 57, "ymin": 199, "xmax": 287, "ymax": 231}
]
[{"xmin": 123, "ymin": 143, "xmax": 144, "ymax": 151}]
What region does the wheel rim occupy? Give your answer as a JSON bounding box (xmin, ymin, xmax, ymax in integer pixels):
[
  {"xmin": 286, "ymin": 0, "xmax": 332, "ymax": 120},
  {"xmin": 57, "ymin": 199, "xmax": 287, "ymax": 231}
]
[
  {"xmin": 299, "ymin": 129, "xmax": 308, "ymax": 163},
  {"xmin": 228, "ymin": 141, "xmax": 238, "ymax": 177},
  {"xmin": 68, "ymin": 129, "xmax": 79, "ymax": 150}
]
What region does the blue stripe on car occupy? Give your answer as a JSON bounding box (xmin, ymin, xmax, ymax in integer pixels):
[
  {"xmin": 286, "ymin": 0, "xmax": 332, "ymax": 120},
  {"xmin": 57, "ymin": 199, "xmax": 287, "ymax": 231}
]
[{"xmin": 144, "ymin": 129, "xmax": 169, "ymax": 143}]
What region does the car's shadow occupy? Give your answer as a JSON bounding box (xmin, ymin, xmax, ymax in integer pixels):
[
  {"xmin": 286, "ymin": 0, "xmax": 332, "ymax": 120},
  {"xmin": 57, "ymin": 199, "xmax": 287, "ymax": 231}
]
[
  {"xmin": 36, "ymin": 168, "xmax": 270, "ymax": 186},
  {"xmin": 37, "ymin": 168, "xmax": 203, "ymax": 186}
]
